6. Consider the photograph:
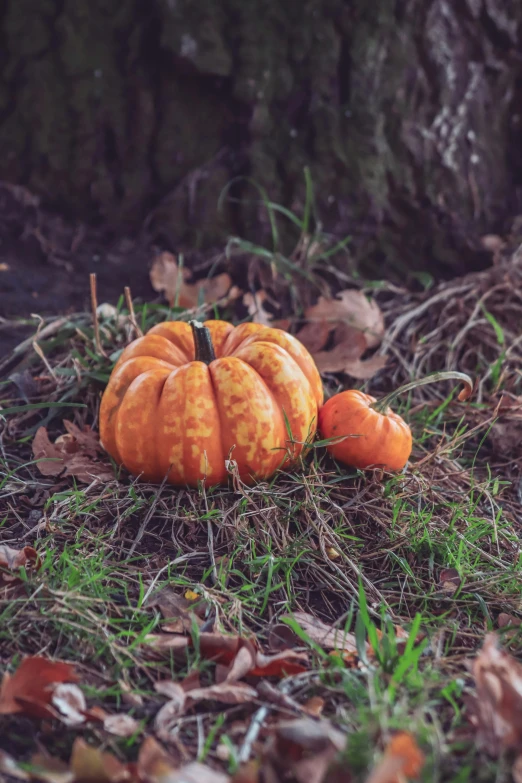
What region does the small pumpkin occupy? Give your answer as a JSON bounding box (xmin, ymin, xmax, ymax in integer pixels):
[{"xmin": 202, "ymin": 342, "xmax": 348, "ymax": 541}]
[
  {"xmin": 318, "ymin": 371, "xmax": 473, "ymax": 471},
  {"xmin": 100, "ymin": 319, "xmax": 323, "ymax": 486}
]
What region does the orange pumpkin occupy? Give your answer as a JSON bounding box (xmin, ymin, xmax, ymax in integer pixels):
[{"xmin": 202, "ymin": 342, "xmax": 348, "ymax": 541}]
[
  {"xmin": 100, "ymin": 320, "xmax": 323, "ymax": 486},
  {"xmin": 319, "ymin": 372, "xmax": 473, "ymax": 471}
]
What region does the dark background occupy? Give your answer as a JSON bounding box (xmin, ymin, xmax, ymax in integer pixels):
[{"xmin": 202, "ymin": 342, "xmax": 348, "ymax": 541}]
[{"xmin": 1, "ymin": 0, "xmax": 522, "ymax": 325}]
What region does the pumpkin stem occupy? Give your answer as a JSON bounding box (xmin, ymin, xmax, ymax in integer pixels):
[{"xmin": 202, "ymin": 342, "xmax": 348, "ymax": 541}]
[
  {"xmin": 371, "ymin": 371, "xmax": 473, "ymax": 414},
  {"xmin": 190, "ymin": 320, "xmax": 216, "ymax": 365}
]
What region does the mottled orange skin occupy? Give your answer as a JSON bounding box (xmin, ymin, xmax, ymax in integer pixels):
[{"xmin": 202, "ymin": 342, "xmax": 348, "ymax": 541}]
[
  {"xmin": 100, "ymin": 320, "xmax": 323, "ymax": 487},
  {"xmin": 318, "ymin": 390, "xmax": 412, "ymax": 471}
]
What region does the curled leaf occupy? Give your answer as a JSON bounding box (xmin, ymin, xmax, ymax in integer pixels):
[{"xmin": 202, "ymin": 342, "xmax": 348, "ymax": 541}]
[
  {"xmin": 0, "ymin": 656, "xmax": 78, "ymax": 719},
  {"xmin": 150, "ymin": 252, "xmax": 235, "ymax": 308}
]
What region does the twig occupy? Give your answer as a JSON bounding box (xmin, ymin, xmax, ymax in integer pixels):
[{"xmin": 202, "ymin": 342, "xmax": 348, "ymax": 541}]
[
  {"xmin": 238, "ymin": 673, "xmax": 317, "ymax": 764},
  {"xmin": 32, "ymin": 341, "xmax": 58, "ymax": 383},
  {"xmin": 124, "ymin": 286, "xmax": 143, "ymax": 338},
  {"xmin": 239, "ymin": 705, "xmax": 269, "ymax": 763},
  {"xmin": 90, "ymin": 273, "xmax": 106, "ymax": 356}
]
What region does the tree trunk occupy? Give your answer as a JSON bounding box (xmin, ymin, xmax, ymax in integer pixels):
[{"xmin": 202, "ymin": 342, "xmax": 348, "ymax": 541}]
[{"xmin": 1, "ymin": 0, "xmax": 521, "ymax": 276}]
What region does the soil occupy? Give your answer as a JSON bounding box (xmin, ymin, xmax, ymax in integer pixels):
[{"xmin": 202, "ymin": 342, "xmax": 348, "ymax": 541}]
[{"xmin": 0, "ymin": 183, "xmax": 153, "ymax": 355}]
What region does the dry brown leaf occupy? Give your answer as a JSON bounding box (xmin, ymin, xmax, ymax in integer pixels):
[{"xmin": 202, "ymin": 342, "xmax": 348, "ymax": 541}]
[
  {"xmin": 364, "ymin": 732, "xmax": 424, "ymax": 783},
  {"xmin": 143, "ymin": 634, "xmax": 190, "ymax": 652},
  {"xmin": 273, "ymin": 612, "xmax": 359, "ymax": 656},
  {"xmin": 302, "ymin": 696, "xmax": 325, "ymax": 718},
  {"xmin": 0, "ymin": 544, "xmax": 39, "ymax": 571},
  {"xmin": 150, "ymin": 251, "xmax": 235, "ymax": 308},
  {"xmin": 436, "ymin": 567, "xmax": 461, "ymax": 596},
  {"xmin": 154, "ymin": 698, "xmax": 187, "ymax": 739},
  {"xmin": 154, "ymin": 681, "xmax": 257, "ymax": 739},
  {"xmin": 266, "ymin": 717, "xmax": 346, "ymax": 783},
  {"xmin": 301, "ymin": 290, "xmax": 384, "ymax": 348},
  {"xmin": 0, "ymin": 544, "xmax": 40, "ymax": 592},
  {"xmin": 252, "ymin": 648, "xmax": 308, "ymax": 677},
  {"xmin": 138, "ymin": 737, "xmax": 182, "ymax": 783},
  {"xmin": 32, "ymin": 425, "xmax": 113, "ymax": 484},
  {"xmin": 295, "ymin": 291, "xmax": 386, "ymax": 379},
  {"xmin": 225, "ymin": 644, "xmax": 256, "ymax": 682},
  {"xmin": 498, "ymin": 613, "xmax": 522, "ymax": 629},
  {"xmin": 468, "ymin": 632, "xmax": 522, "ymax": 755},
  {"xmin": 145, "ymin": 585, "xmax": 207, "ymax": 631},
  {"xmin": 0, "ymin": 655, "xmax": 78, "ymax": 718},
  {"xmin": 186, "ymin": 681, "xmax": 258, "ymax": 707},
  {"xmin": 256, "ymin": 681, "xmax": 318, "ymax": 718},
  {"xmin": 230, "ymin": 761, "xmax": 261, "ymax": 783},
  {"xmin": 310, "ymin": 323, "xmax": 387, "ymax": 379},
  {"xmin": 103, "ymin": 713, "xmax": 141, "ymax": 737},
  {"xmin": 243, "ymin": 291, "xmax": 277, "ymax": 326},
  {"xmin": 26, "ymin": 754, "xmax": 73, "ymax": 783},
  {"xmin": 146, "ymin": 628, "xmax": 307, "ymax": 678},
  {"xmin": 70, "ymin": 738, "xmax": 130, "ymax": 783}
]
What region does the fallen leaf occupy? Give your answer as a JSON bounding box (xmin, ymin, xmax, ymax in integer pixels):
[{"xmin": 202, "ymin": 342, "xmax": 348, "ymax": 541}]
[
  {"xmin": 0, "ymin": 544, "xmax": 40, "ymax": 591},
  {"xmin": 138, "ymin": 737, "xmax": 182, "ymax": 783},
  {"xmin": 186, "ymin": 681, "xmax": 258, "ymax": 707},
  {"xmin": 243, "ymin": 291, "xmax": 277, "ymax": 326},
  {"xmin": 198, "ymin": 632, "xmax": 243, "ymax": 664},
  {"xmin": 273, "ymin": 612, "xmax": 359, "ymax": 656},
  {"xmin": 251, "ymin": 648, "xmax": 308, "ymax": 677},
  {"xmin": 144, "ymin": 585, "xmax": 207, "ymax": 631},
  {"xmin": 256, "ymin": 681, "xmax": 316, "ymax": 717},
  {"xmin": 468, "ymin": 632, "xmax": 522, "ymax": 755},
  {"xmin": 311, "ymin": 324, "xmax": 387, "ymax": 379},
  {"xmin": 265, "ymin": 717, "xmax": 346, "ymax": 783},
  {"xmin": 32, "ymin": 425, "xmax": 113, "ymax": 484},
  {"xmin": 364, "ymin": 732, "xmax": 424, "ymax": 783},
  {"xmin": 225, "ymin": 644, "xmax": 255, "ymax": 682},
  {"xmin": 154, "ymin": 680, "xmax": 188, "ymax": 702},
  {"xmin": 296, "ymin": 291, "xmax": 386, "ymax": 379},
  {"xmin": 161, "ymin": 763, "xmax": 230, "ymax": 783},
  {"xmin": 498, "ymin": 613, "xmax": 522, "ymax": 629},
  {"xmin": 146, "ymin": 628, "xmax": 307, "ymax": 679},
  {"xmin": 103, "ymin": 713, "xmax": 141, "ymax": 737},
  {"xmin": 29, "ymin": 753, "xmax": 75, "ymax": 783},
  {"xmin": 143, "ymin": 634, "xmax": 190, "ymax": 652},
  {"xmin": 70, "ymin": 738, "xmax": 129, "ymax": 783},
  {"xmin": 0, "ymin": 655, "xmax": 78, "ymax": 718},
  {"xmin": 230, "ymin": 761, "xmax": 260, "ymax": 783},
  {"xmin": 50, "ymin": 683, "xmax": 87, "ymax": 726},
  {"xmin": 150, "ymin": 251, "xmax": 235, "ymax": 308},
  {"xmin": 300, "ymin": 290, "xmax": 385, "ymax": 348},
  {"xmin": 302, "ymin": 696, "xmax": 325, "ymax": 717},
  {"xmin": 154, "ymin": 682, "xmax": 257, "ymax": 739},
  {"xmin": 436, "ymin": 568, "xmax": 461, "ymax": 596}
]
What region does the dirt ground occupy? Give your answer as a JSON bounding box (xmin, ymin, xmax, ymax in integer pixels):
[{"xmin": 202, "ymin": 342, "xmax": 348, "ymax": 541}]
[{"xmin": 0, "ymin": 183, "xmax": 153, "ymax": 355}]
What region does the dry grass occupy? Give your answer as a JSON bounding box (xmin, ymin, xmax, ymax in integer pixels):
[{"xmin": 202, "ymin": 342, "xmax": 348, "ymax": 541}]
[{"xmin": 1, "ymin": 251, "xmax": 522, "ymax": 782}]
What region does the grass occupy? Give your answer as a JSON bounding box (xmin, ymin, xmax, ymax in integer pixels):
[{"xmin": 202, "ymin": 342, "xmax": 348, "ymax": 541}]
[{"xmin": 1, "ymin": 250, "xmax": 522, "ymax": 781}]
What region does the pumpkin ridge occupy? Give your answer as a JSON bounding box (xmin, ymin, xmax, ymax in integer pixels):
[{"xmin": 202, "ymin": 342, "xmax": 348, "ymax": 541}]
[
  {"xmin": 240, "ymin": 354, "xmax": 290, "ymax": 466},
  {"xmin": 237, "ymin": 340, "xmax": 315, "ymax": 462},
  {"xmin": 205, "ymin": 358, "xmax": 228, "ymax": 476}
]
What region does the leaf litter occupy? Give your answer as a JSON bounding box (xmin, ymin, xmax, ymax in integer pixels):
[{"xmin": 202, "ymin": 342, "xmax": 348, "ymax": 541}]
[
  {"xmin": 295, "ymin": 290, "xmax": 388, "ymax": 379},
  {"xmin": 3, "ymin": 243, "xmax": 522, "ymax": 781},
  {"xmin": 32, "ymin": 420, "xmax": 113, "ymax": 483},
  {"xmin": 150, "ymin": 251, "xmax": 239, "ymax": 309}
]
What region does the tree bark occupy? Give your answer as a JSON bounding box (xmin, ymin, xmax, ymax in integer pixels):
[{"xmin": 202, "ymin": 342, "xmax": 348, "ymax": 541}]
[{"xmin": 1, "ymin": 0, "xmax": 521, "ymax": 275}]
